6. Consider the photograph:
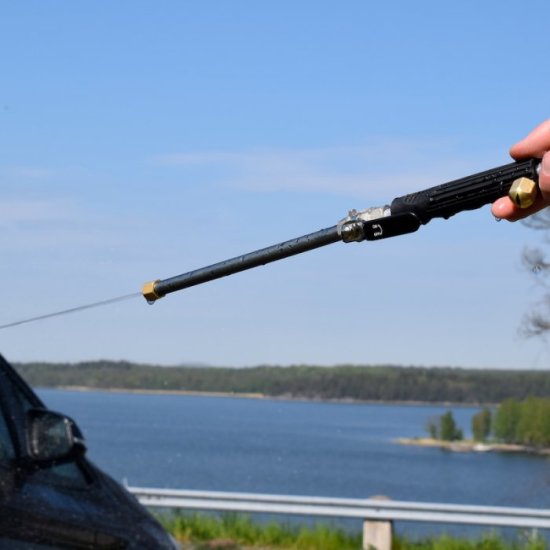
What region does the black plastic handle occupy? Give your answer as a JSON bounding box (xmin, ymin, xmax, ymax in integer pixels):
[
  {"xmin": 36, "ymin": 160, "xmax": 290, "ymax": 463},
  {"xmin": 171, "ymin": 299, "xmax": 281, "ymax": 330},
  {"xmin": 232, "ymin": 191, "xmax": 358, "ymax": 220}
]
[{"xmin": 390, "ymin": 158, "xmax": 540, "ymax": 224}]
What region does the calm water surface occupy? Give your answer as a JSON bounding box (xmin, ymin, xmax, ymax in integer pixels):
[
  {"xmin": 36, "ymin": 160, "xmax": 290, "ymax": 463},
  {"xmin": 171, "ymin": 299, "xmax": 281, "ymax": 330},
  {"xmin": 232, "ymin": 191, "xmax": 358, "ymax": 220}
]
[{"xmin": 37, "ymin": 389, "xmax": 550, "ymax": 536}]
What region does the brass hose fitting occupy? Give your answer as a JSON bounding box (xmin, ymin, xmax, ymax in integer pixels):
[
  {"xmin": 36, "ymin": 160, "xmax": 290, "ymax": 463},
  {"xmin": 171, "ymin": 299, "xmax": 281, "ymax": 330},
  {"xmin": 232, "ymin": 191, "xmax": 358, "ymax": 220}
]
[
  {"xmin": 509, "ymin": 177, "xmax": 538, "ymax": 209},
  {"xmin": 141, "ymin": 280, "xmax": 162, "ymax": 303}
]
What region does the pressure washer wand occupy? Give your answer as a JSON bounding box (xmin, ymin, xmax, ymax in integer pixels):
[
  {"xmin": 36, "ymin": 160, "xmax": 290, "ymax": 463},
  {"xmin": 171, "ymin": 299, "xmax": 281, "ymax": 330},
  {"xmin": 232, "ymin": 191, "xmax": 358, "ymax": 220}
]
[{"xmin": 142, "ymin": 158, "xmax": 541, "ymax": 303}]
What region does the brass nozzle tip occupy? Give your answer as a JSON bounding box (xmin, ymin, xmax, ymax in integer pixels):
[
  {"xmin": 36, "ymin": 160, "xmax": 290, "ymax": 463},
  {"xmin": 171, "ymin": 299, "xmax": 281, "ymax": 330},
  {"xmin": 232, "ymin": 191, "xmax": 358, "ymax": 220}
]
[
  {"xmin": 509, "ymin": 177, "xmax": 538, "ymax": 209},
  {"xmin": 142, "ymin": 280, "xmax": 162, "ymax": 302}
]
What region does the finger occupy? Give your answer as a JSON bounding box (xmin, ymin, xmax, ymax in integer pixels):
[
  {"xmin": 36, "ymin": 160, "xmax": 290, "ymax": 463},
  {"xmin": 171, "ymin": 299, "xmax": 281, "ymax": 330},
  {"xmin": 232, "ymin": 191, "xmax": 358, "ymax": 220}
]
[
  {"xmin": 510, "ymin": 118, "xmax": 550, "ymax": 159},
  {"xmin": 491, "ymin": 194, "xmax": 549, "ymax": 222},
  {"xmin": 539, "ymin": 151, "xmax": 550, "ymax": 196}
]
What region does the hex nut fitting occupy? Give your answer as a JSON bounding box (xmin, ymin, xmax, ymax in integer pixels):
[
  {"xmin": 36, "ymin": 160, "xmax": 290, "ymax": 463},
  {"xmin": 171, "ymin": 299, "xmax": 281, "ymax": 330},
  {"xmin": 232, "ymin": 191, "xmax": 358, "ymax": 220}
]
[
  {"xmin": 339, "ymin": 221, "xmax": 365, "ymax": 243},
  {"xmin": 509, "ymin": 177, "xmax": 538, "ymax": 209},
  {"xmin": 142, "ymin": 280, "xmax": 162, "ymax": 302}
]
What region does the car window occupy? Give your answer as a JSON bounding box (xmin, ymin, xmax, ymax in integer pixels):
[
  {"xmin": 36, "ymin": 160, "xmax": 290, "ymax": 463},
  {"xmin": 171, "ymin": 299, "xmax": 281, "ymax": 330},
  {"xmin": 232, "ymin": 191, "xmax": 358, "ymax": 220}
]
[
  {"xmin": 0, "ymin": 403, "xmax": 16, "ymax": 464},
  {"xmin": 0, "ymin": 361, "xmax": 43, "ymax": 455},
  {"xmin": 9, "ymin": 377, "xmax": 40, "ymax": 414},
  {"xmin": 0, "ymin": 362, "xmax": 90, "ymax": 490}
]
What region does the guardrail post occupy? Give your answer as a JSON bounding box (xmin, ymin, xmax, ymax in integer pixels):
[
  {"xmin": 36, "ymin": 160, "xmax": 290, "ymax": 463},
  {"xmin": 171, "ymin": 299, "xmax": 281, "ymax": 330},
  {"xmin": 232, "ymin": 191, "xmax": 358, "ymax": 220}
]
[
  {"xmin": 362, "ymin": 519, "xmax": 392, "ymax": 550},
  {"xmin": 363, "ymin": 495, "xmax": 393, "ymax": 550}
]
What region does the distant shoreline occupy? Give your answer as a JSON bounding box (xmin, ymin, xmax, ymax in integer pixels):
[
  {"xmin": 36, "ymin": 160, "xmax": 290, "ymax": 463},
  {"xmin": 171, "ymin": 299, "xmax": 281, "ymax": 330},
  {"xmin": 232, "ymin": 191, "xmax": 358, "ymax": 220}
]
[
  {"xmin": 397, "ymin": 437, "xmax": 550, "ymax": 456},
  {"xmin": 54, "ymin": 386, "xmax": 266, "ymax": 400},
  {"xmin": 45, "ymin": 385, "xmax": 490, "ymax": 407}
]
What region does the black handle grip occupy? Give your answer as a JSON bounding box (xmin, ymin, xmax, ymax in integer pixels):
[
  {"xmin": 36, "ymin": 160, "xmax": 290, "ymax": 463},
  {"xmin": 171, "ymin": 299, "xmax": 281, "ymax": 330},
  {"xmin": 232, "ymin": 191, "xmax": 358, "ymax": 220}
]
[{"xmin": 390, "ymin": 158, "xmax": 540, "ymax": 224}]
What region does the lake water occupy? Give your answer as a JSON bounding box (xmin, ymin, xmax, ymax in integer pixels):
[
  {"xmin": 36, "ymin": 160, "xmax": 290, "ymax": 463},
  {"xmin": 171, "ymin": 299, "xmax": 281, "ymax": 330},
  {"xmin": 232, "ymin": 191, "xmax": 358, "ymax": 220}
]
[{"xmin": 37, "ymin": 389, "xmax": 550, "ymax": 538}]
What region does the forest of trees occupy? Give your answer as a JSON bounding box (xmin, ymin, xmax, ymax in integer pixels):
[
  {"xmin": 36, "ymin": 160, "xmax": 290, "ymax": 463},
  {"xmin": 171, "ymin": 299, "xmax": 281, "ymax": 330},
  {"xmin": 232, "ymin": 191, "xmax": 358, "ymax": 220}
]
[
  {"xmin": 12, "ymin": 360, "xmax": 550, "ymax": 404},
  {"xmin": 427, "ymin": 397, "xmax": 550, "ymax": 447},
  {"xmin": 492, "ymin": 397, "xmax": 550, "ymax": 446}
]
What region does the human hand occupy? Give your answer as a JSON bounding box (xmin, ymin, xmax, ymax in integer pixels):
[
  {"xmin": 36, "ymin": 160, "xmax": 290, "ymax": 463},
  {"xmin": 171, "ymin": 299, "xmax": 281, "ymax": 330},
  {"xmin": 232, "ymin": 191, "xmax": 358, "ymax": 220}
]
[{"xmin": 491, "ymin": 119, "xmax": 550, "ymax": 221}]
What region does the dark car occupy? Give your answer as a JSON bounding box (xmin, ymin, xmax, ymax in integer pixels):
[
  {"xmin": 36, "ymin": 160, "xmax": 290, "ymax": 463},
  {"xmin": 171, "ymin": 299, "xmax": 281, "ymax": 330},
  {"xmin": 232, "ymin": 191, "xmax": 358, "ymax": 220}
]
[{"xmin": 0, "ymin": 354, "xmax": 179, "ymax": 549}]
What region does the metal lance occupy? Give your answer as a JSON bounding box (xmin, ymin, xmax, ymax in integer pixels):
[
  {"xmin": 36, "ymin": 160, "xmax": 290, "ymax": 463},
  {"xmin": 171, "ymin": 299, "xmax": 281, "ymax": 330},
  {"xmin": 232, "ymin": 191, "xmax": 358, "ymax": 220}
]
[
  {"xmin": 142, "ymin": 226, "xmax": 341, "ymax": 302},
  {"xmin": 143, "ymin": 158, "xmax": 541, "ymax": 303}
]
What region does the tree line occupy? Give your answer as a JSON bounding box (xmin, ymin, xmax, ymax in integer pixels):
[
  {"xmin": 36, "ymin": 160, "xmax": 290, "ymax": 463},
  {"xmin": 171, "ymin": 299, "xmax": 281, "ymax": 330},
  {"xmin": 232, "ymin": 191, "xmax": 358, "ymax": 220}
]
[
  {"xmin": 12, "ymin": 359, "xmax": 550, "ymax": 404},
  {"xmin": 428, "ymin": 397, "xmax": 550, "ymax": 447}
]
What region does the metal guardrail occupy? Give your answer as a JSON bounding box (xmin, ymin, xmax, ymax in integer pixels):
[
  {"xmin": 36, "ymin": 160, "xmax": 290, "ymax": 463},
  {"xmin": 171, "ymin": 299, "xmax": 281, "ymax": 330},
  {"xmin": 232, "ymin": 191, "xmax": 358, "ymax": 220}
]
[{"xmin": 128, "ymin": 487, "xmax": 550, "ymax": 530}]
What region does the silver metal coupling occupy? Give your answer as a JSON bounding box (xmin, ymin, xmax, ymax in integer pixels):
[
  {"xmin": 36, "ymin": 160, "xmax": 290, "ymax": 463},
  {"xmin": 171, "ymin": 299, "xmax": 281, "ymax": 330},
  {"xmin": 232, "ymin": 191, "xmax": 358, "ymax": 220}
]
[{"xmin": 337, "ymin": 206, "xmax": 391, "ymax": 243}]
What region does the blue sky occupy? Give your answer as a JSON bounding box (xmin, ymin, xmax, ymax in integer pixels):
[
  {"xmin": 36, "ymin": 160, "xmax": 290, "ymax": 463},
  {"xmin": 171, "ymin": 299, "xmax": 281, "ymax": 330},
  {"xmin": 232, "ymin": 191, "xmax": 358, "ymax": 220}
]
[{"xmin": 1, "ymin": 1, "xmax": 549, "ymax": 368}]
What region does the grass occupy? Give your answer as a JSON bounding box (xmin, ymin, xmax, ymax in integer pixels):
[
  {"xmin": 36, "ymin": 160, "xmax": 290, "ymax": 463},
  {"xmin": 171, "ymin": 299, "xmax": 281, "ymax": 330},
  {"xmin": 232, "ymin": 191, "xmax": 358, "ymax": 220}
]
[
  {"xmin": 160, "ymin": 512, "xmax": 361, "ymax": 549},
  {"xmin": 158, "ymin": 512, "xmax": 548, "ymax": 550}
]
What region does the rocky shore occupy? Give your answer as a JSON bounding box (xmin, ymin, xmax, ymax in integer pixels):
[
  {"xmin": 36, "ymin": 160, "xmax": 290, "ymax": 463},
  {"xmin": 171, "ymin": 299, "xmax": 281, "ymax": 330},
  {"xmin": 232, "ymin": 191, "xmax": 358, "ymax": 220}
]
[{"xmin": 397, "ymin": 437, "xmax": 550, "ymax": 456}]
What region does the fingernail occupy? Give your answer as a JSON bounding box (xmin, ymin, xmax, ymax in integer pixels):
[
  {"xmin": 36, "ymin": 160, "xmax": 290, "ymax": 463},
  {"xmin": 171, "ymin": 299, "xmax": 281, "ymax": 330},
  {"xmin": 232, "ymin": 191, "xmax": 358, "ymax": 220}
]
[{"xmin": 542, "ymin": 153, "xmax": 550, "ymax": 177}]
